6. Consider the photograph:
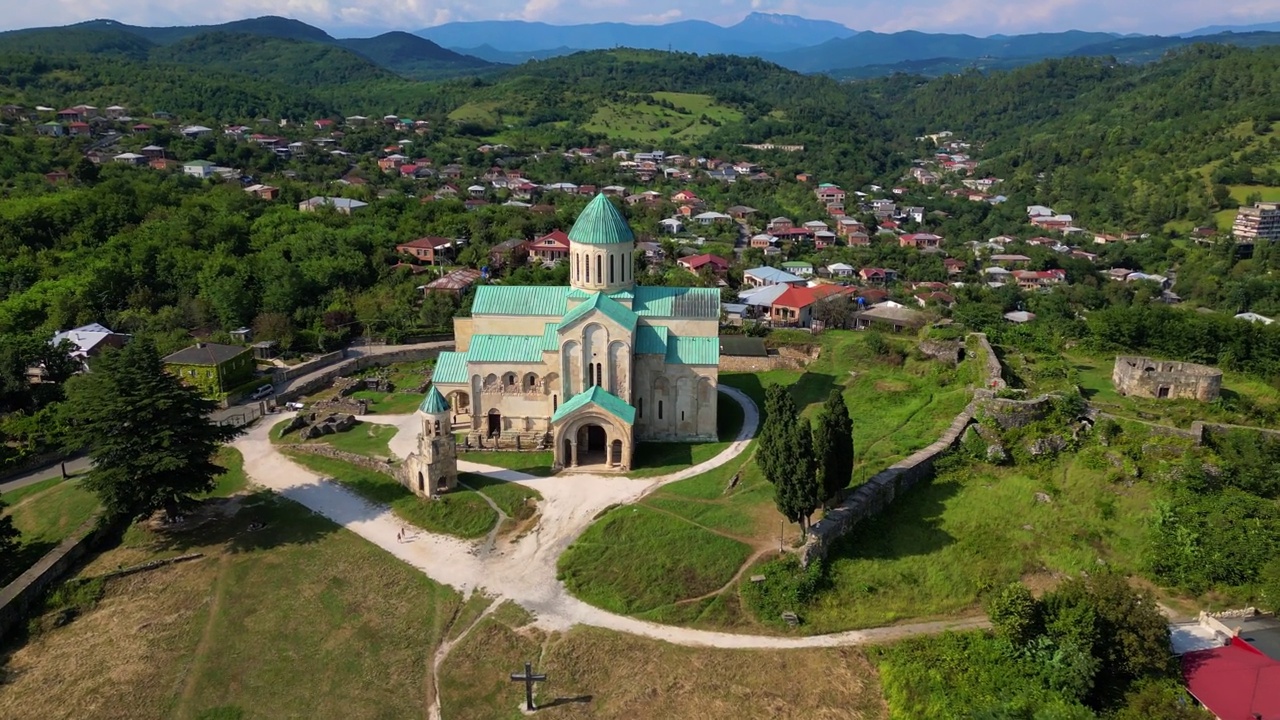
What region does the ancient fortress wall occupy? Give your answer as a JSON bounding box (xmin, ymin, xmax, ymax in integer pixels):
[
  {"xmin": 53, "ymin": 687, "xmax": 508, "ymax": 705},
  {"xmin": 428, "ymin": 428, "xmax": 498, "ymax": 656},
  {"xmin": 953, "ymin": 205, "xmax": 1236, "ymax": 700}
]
[{"xmin": 1112, "ymin": 356, "xmax": 1222, "ymax": 402}]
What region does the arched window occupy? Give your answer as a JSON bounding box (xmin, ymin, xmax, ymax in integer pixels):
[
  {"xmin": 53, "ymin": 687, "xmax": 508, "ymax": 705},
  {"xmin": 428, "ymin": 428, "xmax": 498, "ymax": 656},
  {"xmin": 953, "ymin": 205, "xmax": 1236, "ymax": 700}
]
[
  {"xmin": 553, "ymin": 395, "xmax": 558, "ymax": 412},
  {"xmin": 658, "ymin": 400, "xmax": 663, "ymax": 420},
  {"xmin": 504, "ymin": 373, "xmax": 516, "ymax": 389},
  {"xmin": 524, "ymin": 373, "xmax": 538, "ymax": 391},
  {"xmin": 609, "ymin": 254, "xmax": 615, "ymax": 284},
  {"xmin": 433, "ymin": 419, "xmax": 441, "ymax": 435},
  {"xmin": 575, "ymin": 252, "xmax": 580, "ymax": 282},
  {"xmin": 595, "ymin": 363, "xmax": 602, "ymax": 388},
  {"xmin": 596, "ymin": 254, "xmax": 602, "ymax": 284},
  {"xmin": 585, "ymin": 253, "xmax": 590, "ymax": 282},
  {"xmin": 637, "ymin": 397, "xmax": 643, "ymax": 418}
]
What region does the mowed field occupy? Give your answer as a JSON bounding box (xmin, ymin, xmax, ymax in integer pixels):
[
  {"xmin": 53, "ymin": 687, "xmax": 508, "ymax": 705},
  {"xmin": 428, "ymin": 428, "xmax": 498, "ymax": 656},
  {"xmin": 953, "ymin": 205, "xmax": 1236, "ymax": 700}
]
[
  {"xmin": 581, "ymin": 92, "xmax": 743, "ymax": 143},
  {"xmin": 2, "ymin": 492, "xmax": 889, "ymax": 720},
  {"xmin": 559, "ymin": 331, "xmax": 982, "ymax": 632}
]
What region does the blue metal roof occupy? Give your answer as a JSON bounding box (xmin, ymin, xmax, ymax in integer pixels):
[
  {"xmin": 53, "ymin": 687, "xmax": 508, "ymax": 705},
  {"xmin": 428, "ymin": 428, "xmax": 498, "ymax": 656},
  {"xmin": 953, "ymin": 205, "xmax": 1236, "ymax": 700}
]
[
  {"xmin": 665, "ymin": 336, "xmax": 720, "ymax": 366},
  {"xmin": 433, "ymin": 351, "xmax": 470, "ymax": 384},
  {"xmin": 567, "ymin": 194, "xmax": 634, "ymax": 246},
  {"xmin": 467, "ymin": 335, "xmax": 547, "ymax": 363},
  {"xmin": 551, "ymin": 386, "xmax": 636, "ymax": 425},
  {"xmin": 420, "ymin": 386, "xmax": 450, "ymax": 414},
  {"xmin": 560, "ymin": 291, "xmax": 638, "ymax": 331},
  {"xmin": 631, "ymin": 286, "xmax": 721, "ymax": 319},
  {"xmin": 635, "ymin": 324, "xmax": 669, "ymax": 354},
  {"xmin": 471, "ymin": 285, "xmax": 569, "ymax": 316},
  {"xmin": 745, "ymin": 266, "xmax": 804, "ymax": 284}
]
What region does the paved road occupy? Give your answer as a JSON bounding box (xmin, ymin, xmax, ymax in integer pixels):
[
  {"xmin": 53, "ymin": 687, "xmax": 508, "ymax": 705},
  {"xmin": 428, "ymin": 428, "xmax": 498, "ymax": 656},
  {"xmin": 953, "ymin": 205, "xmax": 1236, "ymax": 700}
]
[
  {"xmin": 0, "ymin": 455, "xmax": 91, "ymax": 494},
  {"xmin": 2, "ymin": 340, "xmax": 455, "ymax": 494}
]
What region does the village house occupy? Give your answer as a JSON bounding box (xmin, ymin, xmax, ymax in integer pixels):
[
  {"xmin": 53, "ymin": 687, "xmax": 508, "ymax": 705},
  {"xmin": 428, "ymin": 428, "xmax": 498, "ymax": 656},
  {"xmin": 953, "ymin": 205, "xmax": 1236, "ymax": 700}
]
[
  {"xmin": 859, "ymin": 267, "xmax": 898, "ymax": 285},
  {"xmin": 782, "ymin": 260, "xmax": 814, "ymax": 277},
  {"xmin": 67, "ymin": 122, "xmax": 90, "ymax": 137},
  {"xmin": 767, "ymin": 217, "xmax": 794, "ymax": 233},
  {"xmin": 183, "ymin": 160, "xmax": 216, "ymax": 179},
  {"xmin": 421, "ymin": 268, "xmax": 482, "ymax": 297},
  {"xmin": 678, "ymin": 254, "xmax": 730, "ymax": 276},
  {"xmin": 244, "ymin": 184, "xmax": 279, "ymax": 201},
  {"xmin": 397, "ymin": 236, "xmax": 456, "ymax": 265},
  {"xmin": 528, "ymin": 230, "xmax": 571, "ymax": 263},
  {"xmin": 298, "ymin": 197, "xmax": 369, "ymax": 215},
  {"xmin": 855, "ymin": 303, "xmax": 927, "ymax": 333},
  {"xmin": 944, "ymin": 258, "xmax": 967, "ymax": 275},
  {"xmin": 827, "ymin": 263, "xmax": 855, "ymax": 278},
  {"xmin": 1012, "ymin": 269, "xmax": 1066, "ymax": 290},
  {"xmin": 990, "ymin": 254, "xmax": 1032, "ymax": 267},
  {"xmin": 50, "ymin": 323, "xmax": 131, "ymax": 372},
  {"xmin": 743, "ymin": 267, "xmax": 806, "ymax": 289},
  {"xmin": 162, "ymin": 342, "xmax": 255, "ymax": 399},
  {"xmin": 899, "ymin": 233, "xmax": 943, "ymax": 250},
  {"xmin": 749, "ymin": 234, "xmax": 777, "ymax": 249}
]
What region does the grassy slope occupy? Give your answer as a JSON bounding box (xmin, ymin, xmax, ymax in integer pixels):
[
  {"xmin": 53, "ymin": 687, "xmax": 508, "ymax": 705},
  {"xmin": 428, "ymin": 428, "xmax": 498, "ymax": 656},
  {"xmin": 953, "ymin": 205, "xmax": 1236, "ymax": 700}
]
[
  {"xmin": 283, "ymin": 451, "xmax": 498, "ymax": 539},
  {"xmin": 0, "ymin": 493, "xmax": 462, "ymax": 720},
  {"xmin": 580, "ymin": 92, "xmax": 744, "ymax": 143}
]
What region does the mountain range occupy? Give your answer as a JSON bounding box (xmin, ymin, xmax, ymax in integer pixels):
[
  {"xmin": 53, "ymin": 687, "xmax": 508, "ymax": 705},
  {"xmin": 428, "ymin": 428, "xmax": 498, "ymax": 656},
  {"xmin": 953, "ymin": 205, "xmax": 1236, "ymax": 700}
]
[
  {"xmin": 1, "ymin": 14, "xmax": 1279, "ymax": 81},
  {"xmin": 0, "ymin": 17, "xmax": 497, "ymax": 80}
]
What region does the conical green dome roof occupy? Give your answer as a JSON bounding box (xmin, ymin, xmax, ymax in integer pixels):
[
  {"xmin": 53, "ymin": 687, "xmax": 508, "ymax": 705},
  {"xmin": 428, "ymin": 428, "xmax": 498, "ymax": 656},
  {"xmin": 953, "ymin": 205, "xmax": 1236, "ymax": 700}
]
[
  {"xmin": 419, "ymin": 386, "xmax": 450, "ymax": 414},
  {"xmin": 568, "ymin": 193, "xmax": 634, "ymax": 245}
]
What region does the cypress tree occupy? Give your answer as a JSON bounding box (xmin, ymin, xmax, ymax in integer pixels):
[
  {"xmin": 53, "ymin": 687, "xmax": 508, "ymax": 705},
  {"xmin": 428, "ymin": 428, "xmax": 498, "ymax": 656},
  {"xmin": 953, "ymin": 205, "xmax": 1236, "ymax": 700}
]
[
  {"xmin": 814, "ymin": 389, "xmax": 854, "ymax": 504},
  {"xmin": 774, "ymin": 418, "xmax": 819, "ymax": 538},
  {"xmin": 758, "ymin": 383, "xmax": 798, "ymax": 485},
  {"xmin": 63, "ymin": 340, "xmax": 242, "ymax": 521}
]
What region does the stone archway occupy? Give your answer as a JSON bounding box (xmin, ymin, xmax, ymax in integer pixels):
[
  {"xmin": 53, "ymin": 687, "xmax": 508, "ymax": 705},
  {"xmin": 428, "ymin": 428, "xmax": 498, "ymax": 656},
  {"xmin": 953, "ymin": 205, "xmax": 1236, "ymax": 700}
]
[
  {"xmin": 576, "ymin": 424, "xmax": 608, "ymax": 467},
  {"xmin": 554, "ymin": 412, "xmax": 633, "ymax": 471},
  {"xmin": 487, "ymin": 409, "xmax": 502, "ymax": 438}
]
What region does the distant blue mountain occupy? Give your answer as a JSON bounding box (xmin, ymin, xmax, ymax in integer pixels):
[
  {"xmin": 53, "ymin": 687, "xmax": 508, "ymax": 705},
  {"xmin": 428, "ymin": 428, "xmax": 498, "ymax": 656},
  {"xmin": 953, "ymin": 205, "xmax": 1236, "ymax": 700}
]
[
  {"xmin": 415, "ymin": 12, "xmax": 856, "ymax": 55},
  {"xmin": 1181, "ymin": 21, "xmax": 1280, "ymax": 36}
]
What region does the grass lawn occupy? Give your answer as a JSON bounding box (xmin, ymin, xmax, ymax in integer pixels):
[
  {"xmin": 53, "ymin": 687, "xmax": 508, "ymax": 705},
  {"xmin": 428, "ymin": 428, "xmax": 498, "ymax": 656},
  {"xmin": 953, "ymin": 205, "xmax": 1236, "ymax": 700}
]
[
  {"xmin": 458, "ymin": 473, "xmax": 541, "ymax": 522},
  {"xmin": 458, "ymin": 450, "xmax": 556, "ymax": 476},
  {"xmin": 557, "ymin": 505, "xmax": 753, "ymax": 615},
  {"xmin": 439, "ymin": 621, "xmax": 887, "ymax": 720},
  {"xmin": 271, "ymin": 418, "xmax": 400, "ymax": 459},
  {"xmin": 350, "ymin": 389, "xmax": 427, "ymax": 415},
  {"xmin": 0, "ymin": 492, "xmax": 464, "ymax": 720},
  {"xmin": 206, "ymin": 447, "xmax": 249, "ymax": 498},
  {"xmin": 2, "ymin": 475, "xmax": 100, "ymax": 582},
  {"xmin": 783, "ymin": 454, "xmax": 1155, "ymax": 633},
  {"xmin": 581, "ymin": 92, "xmax": 743, "ymax": 143},
  {"xmin": 1067, "ymin": 350, "xmax": 1280, "ymax": 427},
  {"xmin": 627, "ymin": 393, "xmax": 745, "ymax": 478},
  {"xmin": 284, "ymin": 451, "xmax": 498, "ymax": 539}
]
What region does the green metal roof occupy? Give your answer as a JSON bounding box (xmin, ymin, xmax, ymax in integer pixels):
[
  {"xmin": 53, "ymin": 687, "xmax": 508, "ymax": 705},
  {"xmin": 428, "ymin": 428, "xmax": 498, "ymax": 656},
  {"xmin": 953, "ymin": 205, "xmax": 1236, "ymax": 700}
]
[
  {"xmin": 560, "ymin": 291, "xmax": 638, "ymax": 331},
  {"xmin": 632, "ymin": 286, "xmax": 722, "ymax": 319},
  {"xmin": 420, "ymin": 386, "xmax": 450, "ymax": 414},
  {"xmin": 665, "ymin": 336, "xmax": 720, "ymax": 365},
  {"xmin": 433, "ymin": 351, "xmax": 470, "ymax": 384},
  {"xmin": 551, "ymin": 386, "xmax": 636, "ymax": 425},
  {"xmin": 567, "ymin": 194, "xmax": 634, "ymax": 246},
  {"xmin": 542, "ymin": 323, "xmax": 561, "ymax": 351},
  {"xmin": 467, "ymin": 335, "xmax": 547, "ymax": 363},
  {"xmin": 471, "ymin": 285, "xmax": 570, "ymax": 316},
  {"xmin": 635, "ymin": 324, "xmax": 669, "ymax": 354},
  {"xmin": 781, "ymin": 261, "xmax": 813, "ymax": 269},
  {"xmin": 569, "ymin": 288, "xmax": 633, "ymax": 301}
]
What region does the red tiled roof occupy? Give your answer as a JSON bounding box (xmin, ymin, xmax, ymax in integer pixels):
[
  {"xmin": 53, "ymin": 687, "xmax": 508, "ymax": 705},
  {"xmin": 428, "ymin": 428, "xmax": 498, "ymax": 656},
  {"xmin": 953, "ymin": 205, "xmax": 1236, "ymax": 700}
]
[
  {"xmin": 532, "ymin": 230, "xmax": 570, "ymax": 250},
  {"xmin": 680, "ymin": 253, "xmax": 729, "ymax": 271},
  {"xmin": 1183, "ymin": 643, "xmax": 1280, "ymax": 720},
  {"xmin": 774, "ymin": 285, "xmax": 817, "ymax": 309}
]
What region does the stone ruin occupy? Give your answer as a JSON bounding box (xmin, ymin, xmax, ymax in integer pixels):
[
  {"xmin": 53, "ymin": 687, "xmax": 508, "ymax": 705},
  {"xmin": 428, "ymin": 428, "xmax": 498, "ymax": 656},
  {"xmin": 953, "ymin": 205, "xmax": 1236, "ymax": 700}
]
[
  {"xmin": 1112, "ymin": 356, "xmax": 1222, "ymax": 402},
  {"xmin": 917, "ymin": 339, "xmax": 964, "ymax": 366},
  {"xmin": 279, "ymin": 412, "xmax": 357, "ymax": 440}
]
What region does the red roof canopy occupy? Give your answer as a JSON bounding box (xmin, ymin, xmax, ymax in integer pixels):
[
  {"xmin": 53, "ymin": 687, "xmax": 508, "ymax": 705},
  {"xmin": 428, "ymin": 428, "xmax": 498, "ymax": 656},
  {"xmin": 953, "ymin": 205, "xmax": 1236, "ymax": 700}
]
[{"xmin": 1183, "ymin": 643, "xmax": 1280, "ymax": 719}]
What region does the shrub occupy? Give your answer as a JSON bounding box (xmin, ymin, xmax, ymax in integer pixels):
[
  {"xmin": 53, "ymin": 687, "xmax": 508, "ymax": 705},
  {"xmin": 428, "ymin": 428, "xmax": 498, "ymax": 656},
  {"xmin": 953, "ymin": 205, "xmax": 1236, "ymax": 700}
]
[{"xmin": 741, "ymin": 555, "xmax": 827, "ymax": 627}]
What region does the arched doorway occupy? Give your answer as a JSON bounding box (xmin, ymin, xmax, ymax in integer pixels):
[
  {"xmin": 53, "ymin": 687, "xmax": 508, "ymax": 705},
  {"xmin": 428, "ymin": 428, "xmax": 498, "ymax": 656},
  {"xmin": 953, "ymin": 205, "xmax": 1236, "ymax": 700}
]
[
  {"xmin": 449, "ymin": 391, "xmax": 470, "ymax": 415},
  {"xmin": 576, "ymin": 424, "xmax": 608, "ymax": 466},
  {"xmin": 610, "ymin": 439, "xmax": 623, "ymax": 467},
  {"xmin": 487, "ymin": 409, "xmax": 501, "ymax": 438},
  {"xmin": 418, "ymin": 471, "xmax": 425, "ymax": 493}
]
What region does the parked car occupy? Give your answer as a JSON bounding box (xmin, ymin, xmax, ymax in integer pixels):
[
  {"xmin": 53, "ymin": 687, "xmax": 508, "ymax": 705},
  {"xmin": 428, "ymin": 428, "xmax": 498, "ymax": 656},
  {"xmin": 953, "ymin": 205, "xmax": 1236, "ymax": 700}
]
[
  {"xmin": 250, "ymin": 384, "xmax": 274, "ymax": 400},
  {"xmin": 284, "ymin": 401, "xmax": 305, "ymax": 411}
]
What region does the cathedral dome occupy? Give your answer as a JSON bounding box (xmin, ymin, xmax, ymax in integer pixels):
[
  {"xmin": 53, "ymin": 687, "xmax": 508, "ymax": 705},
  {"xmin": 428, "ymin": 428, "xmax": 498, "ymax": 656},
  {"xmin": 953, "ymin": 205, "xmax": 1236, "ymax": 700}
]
[{"xmin": 568, "ymin": 193, "xmax": 634, "ymax": 246}]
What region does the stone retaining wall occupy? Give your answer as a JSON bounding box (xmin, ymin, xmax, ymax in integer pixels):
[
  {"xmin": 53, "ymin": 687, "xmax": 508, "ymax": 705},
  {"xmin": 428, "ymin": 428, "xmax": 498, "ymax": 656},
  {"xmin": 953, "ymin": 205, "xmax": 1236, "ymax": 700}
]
[
  {"xmin": 973, "ymin": 333, "xmax": 1006, "ymax": 390},
  {"xmin": 278, "ymin": 345, "xmax": 453, "ymax": 402},
  {"xmin": 0, "ymin": 512, "xmax": 112, "ymax": 640},
  {"xmin": 800, "ymin": 405, "xmax": 975, "ymax": 565},
  {"xmin": 285, "ymin": 443, "xmax": 399, "ymax": 474},
  {"xmin": 273, "ymin": 351, "xmax": 346, "ymax": 383},
  {"xmin": 797, "ymin": 332, "xmax": 1007, "ymax": 565},
  {"xmin": 978, "ymin": 393, "xmax": 1055, "ymax": 429}
]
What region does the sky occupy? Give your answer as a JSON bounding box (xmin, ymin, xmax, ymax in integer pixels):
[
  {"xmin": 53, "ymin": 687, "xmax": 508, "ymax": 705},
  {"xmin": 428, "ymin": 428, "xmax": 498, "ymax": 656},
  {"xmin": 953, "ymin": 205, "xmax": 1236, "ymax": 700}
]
[{"xmin": 0, "ymin": 0, "xmax": 1276, "ymax": 36}]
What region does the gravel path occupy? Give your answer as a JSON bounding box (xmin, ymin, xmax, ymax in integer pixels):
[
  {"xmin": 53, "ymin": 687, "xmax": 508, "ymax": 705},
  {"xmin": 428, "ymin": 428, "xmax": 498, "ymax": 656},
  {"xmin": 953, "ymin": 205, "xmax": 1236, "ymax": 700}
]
[{"xmin": 234, "ymin": 386, "xmax": 989, "ymax": 648}]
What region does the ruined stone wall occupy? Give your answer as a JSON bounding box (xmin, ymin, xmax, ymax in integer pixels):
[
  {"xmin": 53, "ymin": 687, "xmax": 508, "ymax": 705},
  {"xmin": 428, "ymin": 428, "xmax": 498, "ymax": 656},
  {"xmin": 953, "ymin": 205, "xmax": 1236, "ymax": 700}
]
[
  {"xmin": 1112, "ymin": 356, "xmax": 1222, "ymax": 402},
  {"xmin": 0, "ymin": 512, "xmax": 113, "ymax": 639},
  {"xmin": 973, "ymin": 333, "xmax": 1007, "ymax": 390},
  {"xmin": 277, "ymin": 345, "xmax": 452, "ymax": 402},
  {"xmin": 285, "ymin": 443, "xmax": 399, "ymax": 476},
  {"xmin": 719, "ymin": 345, "xmax": 819, "ymax": 373},
  {"xmin": 978, "ymin": 393, "xmax": 1055, "ymax": 429}
]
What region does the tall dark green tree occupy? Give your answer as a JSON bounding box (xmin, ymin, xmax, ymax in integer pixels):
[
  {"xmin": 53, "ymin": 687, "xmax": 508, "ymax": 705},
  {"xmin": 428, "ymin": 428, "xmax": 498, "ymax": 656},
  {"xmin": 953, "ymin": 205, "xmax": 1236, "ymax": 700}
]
[
  {"xmin": 62, "ymin": 340, "xmax": 242, "ymax": 521},
  {"xmin": 0, "ymin": 497, "xmax": 22, "ymax": 583},
  {"xmin": 774, "ymin": 419, "xmax": 820, "ymax": 539},
  {"xmin": 813, "ymin": 389, "xmax": 854, "ymax": 504},
  {"xmin": 758, "ymin": 383, "xmax": 798, "ymax": 485}
]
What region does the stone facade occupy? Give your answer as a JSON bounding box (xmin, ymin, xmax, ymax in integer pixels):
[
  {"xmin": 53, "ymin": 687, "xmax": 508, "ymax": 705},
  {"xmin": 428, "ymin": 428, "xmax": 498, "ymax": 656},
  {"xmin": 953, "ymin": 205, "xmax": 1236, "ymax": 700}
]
[
  {"xmin": 430, "ymin": 194, "xmax": 720, "ymax": 473},
  {"xmin": 1113, "ymin": 356, "xmax": 1222, "ymax": 402},
  {"xmin": 400, "ymin": 390, "xmax": 458, "ymax": 498}
]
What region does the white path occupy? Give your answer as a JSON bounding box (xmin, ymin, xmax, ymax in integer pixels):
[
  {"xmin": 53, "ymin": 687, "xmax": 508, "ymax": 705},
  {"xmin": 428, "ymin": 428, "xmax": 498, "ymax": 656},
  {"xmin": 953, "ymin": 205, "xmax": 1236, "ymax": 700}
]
[{"xmin": 234, "ymin": 386, "xmax": 988, "ymax": 649}]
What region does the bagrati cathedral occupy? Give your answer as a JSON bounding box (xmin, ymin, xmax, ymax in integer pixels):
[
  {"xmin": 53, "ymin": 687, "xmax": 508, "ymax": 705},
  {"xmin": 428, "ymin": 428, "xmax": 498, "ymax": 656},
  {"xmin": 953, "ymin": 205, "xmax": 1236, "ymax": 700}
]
[{"xmin": 403, "ymin": 193, "xmax": 720, "ymax": 491}]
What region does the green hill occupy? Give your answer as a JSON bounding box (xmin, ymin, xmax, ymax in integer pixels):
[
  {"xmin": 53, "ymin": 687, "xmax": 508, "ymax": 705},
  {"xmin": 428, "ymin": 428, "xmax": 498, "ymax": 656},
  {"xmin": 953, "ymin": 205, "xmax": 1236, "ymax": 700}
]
[
  {"xmin": 0, "ymin": 26, "xmax": 154, "ymax": 59},
  {"xmin": 338, "ymin": 32, "xmax": 498, "ymax": 80},
  {"xmin": 151, "ymin": 32, "xmax": 395, "ymax": 86}
]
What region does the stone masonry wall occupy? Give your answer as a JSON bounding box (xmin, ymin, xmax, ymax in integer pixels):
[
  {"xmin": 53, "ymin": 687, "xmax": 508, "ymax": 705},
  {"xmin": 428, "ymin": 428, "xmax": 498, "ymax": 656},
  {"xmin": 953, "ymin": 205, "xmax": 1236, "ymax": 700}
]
[
  {"xmin": 1112, "ymin": 356, "xmax": 1223, "ymax": 402},
  {"xmin": 797, "ymin": 332, "xmax": 1005, "ymax": 565},
  {"xmin": 0, "ymin": 512, "xmax": 112, "ymax": 639},
  {"xmin": 974, "ymin": 333, "xmax": 1007, "ymax": 391},
  {"xmin": 978, "ymin": 393, "xmax": 1055, "ymax": 429},
  {"xmin": 285, "ymin": 443, "xmax": 400, "ymax": 475},
  {"xmin": 277, "ymin": 345, "xmax": 453, "ymax": 402}
]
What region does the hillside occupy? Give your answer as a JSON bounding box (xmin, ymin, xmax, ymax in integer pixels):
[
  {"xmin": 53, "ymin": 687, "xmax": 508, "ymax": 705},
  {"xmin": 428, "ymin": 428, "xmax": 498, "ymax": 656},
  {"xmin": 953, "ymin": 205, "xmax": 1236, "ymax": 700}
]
[
  {"xmin": 860, "ymin": 45, "xmax": 1280, "ymax": 230},
  {"xmin": 0, "ymin": 16, "xmax": 494, "ymax": 82},
  {"xmin": 415, "ymin": 12, "xmax": 856, "ymax": 55},
  {"xmin": 337, "ymin": 32, "xmax": 499, "ymax": 79},
  {"xmin": 766, "ymin": 29, "xmax": 1120, "ymax": 72}
]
